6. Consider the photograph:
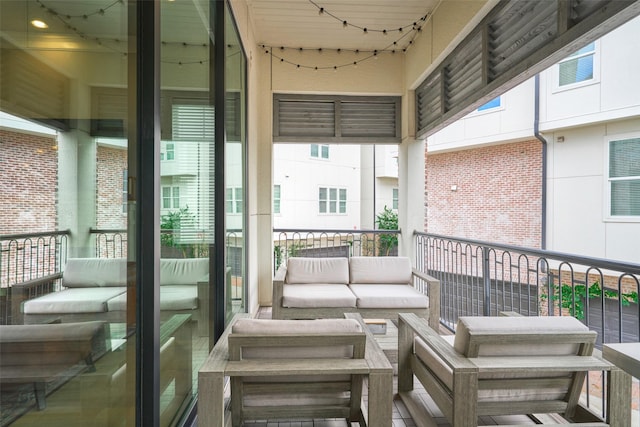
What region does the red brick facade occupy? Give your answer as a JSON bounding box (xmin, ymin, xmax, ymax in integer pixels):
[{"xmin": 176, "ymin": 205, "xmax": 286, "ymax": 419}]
[
  {"xmin": 0, "ymin": 129, "xmax": 57, "ymax": 234},
  {"xmin": 96, "ymin": 146, "xmax": 127, "ymax": 229},
  {"xmin": 425, "ymin": 139, "xmax": 543, "ymax": 248}
]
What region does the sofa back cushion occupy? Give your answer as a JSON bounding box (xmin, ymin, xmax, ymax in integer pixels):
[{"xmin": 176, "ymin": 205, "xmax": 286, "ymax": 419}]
[
  {"xmin": 453, "ymin": 315, "xmax": 593, "ymax": 358},
  {"xmin": 160, "ymin": 258, "xmax": 208, "ymax": 286},
  {"xmin": 349, "ymin": 256, "xmax": 412, "ymax": 284},
  {"xmin": 285, "ymin": 257, "xmax": 349, "ymax": 285},
  {"xmin": 63, "ymin": 258, "xmax": 127, "ymax": 288}
]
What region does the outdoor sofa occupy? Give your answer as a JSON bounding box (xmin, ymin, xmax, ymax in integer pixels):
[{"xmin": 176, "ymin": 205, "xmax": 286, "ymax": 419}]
[
  {"xmin": 272, "ymin": 256, "xmax": 440, "ymax": 328},
  {"xmin": 22, "ymin": 257, "xmax": 210, "ymax": 335}
]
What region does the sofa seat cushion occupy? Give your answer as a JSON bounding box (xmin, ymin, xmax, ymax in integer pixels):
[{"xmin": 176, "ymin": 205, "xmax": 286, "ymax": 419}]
[
  {"xmin": 282, "ymin": 284, "xmax": 356, "ymax": 308},
  {"xmin": 107, "ymin": 285, "xmax": 198, "ymax": 311},
  {"xmin": 349, "ymin": 256, "xmax": 412, "ymax": 284},
  {"xmin": 285, "ymin": 257, "xmax": 349, "ymax": 285},
  {"xmin": 63, "ymin": 258, "xmax": 127, "ymax": 288},
  {"xmin": 23, "ymin": 287, "xmax": 126, "ymax": 314},
  {"xmin": 160, "ymin": 258, "xmax": 208, "ymax": 285},
  {"xmin": 349, "ymin": 284, "xmax": 428, "ymax": 308}
]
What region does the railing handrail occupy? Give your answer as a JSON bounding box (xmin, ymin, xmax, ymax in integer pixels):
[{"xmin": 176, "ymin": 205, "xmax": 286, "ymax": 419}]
[
  {"xmin": 275, "ymin": 228, "xmax": 400, "ymax": 234},
  {"xmin": 415, "ymin": 231, "xmax": 640, "ymax": 276},
  {"xmin": 0, "ymin": 229, "xmax": 71, "ymax": 240}
]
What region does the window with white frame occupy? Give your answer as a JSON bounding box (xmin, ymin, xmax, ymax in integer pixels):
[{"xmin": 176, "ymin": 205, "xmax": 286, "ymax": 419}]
[
  {"xmin": 162, "ymin": 186, "xmax": 180, "ymax": 209},
  {"xmin": 273, "ymin": 184, "xmax": 281, "ymax": 214},
  {"xmin": 392, "ymin": 188, "xmax": 398, "ymax": 210},
  {"xmin": 319, "ymin": 187, "xmax": 346, "ymax": 214},
  {"xmin": 165, "ymin": 143, "xmax": 175, "ymax": 160},
  {"xmin": 608, "ymin": 136, "xmax": 640, "ymax": 218},
  {"xmin": 226, "ymin": 187, "xmax": 243, "ymax": 214},
  {"xmin": 557, "ymin": 42, "xmax": 598, "ymax": 88},
  {"xmin": 310, "ymin": 144, "xmax": 329, "ymax": 159}
]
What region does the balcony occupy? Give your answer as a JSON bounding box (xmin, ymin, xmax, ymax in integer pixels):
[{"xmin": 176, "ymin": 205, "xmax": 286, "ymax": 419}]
[{"xmin": 1, "ymin": 228, "xmax": 639, "ymax": 425}]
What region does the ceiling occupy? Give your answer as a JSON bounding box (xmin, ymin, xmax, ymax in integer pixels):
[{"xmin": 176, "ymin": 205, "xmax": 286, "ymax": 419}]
[
  {"xmin": 245, "ymin": 0, "xmax": 441, "ymax": 52},
  {"xmin": 0, "ymin": 0, "xmax": 442, "ymax": 55}
]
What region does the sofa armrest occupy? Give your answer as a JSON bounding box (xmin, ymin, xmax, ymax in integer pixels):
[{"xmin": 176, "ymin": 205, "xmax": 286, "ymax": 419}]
[
  {"xmin": 272, "ymin": 264, "xmax": 287, "ymax": 318},
  {"xmin": 411, "ymin": 269, "xmax": 440, "ymax": 329}
]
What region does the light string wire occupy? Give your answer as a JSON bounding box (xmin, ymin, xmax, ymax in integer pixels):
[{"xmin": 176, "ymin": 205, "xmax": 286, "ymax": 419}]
[
  {"xmin": 260, "ymin": 1, "xmax": 431, "ymax": 71},
  {"xmin": 34, "ymin": 0, "xmax": 214, "ymax": 65},
  {"xmin": 262, "ymin": 25, "xmax": 422, "ymax": 71}
]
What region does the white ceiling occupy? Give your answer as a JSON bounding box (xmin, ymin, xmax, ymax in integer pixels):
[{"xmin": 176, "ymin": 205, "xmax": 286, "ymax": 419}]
[{"xmin": 246, "ymin": 0, "xmax": 441, "ymax": 52}]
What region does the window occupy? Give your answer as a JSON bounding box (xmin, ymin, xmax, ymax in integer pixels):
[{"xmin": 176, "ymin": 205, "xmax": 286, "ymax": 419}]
[
  {"xmin": 226, "ymin": 187, "xmax": 243, "ymax": 214},
  {"xmin": 558, "ymin": 42, "xmax": 597, "ymax": 87},
  {"xmin": 122, "ymin": 170, "xmax": 128, "ymax": 214},
  {"xmin": 477, "ymin": 97, "xmax": 501, "ymax": 111},
  {"xmin": 166, "ymin": 143, "xmax": 175, "ymax": 160},
  {"xmin": 273, "ymin": 185, "xmax": 281, "ymax": 214},
  {"xmin": 162, "ymin": 186, "xmax": 180, "ymax": 209},
  {"xmin": 319, "ymin": 187, "xmax": 346, "ymax": 214},
  {"xmin": 392, "ymin": 188, "xmax": 398, "ymax": 210},
  {"xmin": 608, "ymin": 136, "xmax": 640, "ymax": 218},
  {"xmin": 310, "ymin": 144, "xmax": 329, "ymax": 159}
]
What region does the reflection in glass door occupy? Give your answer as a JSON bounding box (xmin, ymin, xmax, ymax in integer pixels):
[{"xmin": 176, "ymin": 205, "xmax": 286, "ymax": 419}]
[{"xmin": 224, "ymin": 4, "xmax": 247, "ymax": 325}]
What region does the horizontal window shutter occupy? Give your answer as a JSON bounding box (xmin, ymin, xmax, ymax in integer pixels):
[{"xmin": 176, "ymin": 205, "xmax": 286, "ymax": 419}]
[
  {"xmin": 277, "ymin": 100, "xmax": 336, "ymax": 138},
  {"xmin": 274, "ymin": 94, "xmax": 400, "ymax": 143}
]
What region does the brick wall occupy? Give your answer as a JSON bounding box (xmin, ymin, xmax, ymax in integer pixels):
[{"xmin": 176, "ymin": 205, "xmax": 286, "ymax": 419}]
[
  {"xmin": 425, "ymin": 139, "xmax": 543, "ymax": 248},
  {"xmin": 0, "ymin": 129, "xmax": 57, "ymax": 234},
  {"xmin": 96, "ymin": 145, "xmax": 127, "ymax": 229}
]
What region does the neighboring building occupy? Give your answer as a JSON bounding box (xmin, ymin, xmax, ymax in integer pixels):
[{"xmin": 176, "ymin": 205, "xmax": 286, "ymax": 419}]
[
  {"xmin": 426, "ymin": 16, "xmax": 640, "ymax": 264},
  {"xmin": 273, "ymin": 143, "xmax": 398, "ymax": 230}
]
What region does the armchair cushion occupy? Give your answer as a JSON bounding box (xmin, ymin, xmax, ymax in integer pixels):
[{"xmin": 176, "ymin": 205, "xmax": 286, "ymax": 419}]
[
  {"xmin": 454, "ymin": 315, "xmax": 590, "ymax": 357},
  {"xmin": 285, "ymin": 257, "xmax": 349, "ymax": 284},
  {"xmin": 282, "ymin": 284, "xmax": 356, "ymax": 308},
  {"xmin": 350, "ymin": 284, "xmax": 428, "ymax": 308}
]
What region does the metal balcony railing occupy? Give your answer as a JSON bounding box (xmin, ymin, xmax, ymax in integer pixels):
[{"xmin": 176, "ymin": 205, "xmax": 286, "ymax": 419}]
[
  {"xmin": 414, "ymin": 231, "xmax": 640, "ymax": 345},
  {"xmin": 0, "ymin": 230, "xmax": 69, "ymax": 324}
]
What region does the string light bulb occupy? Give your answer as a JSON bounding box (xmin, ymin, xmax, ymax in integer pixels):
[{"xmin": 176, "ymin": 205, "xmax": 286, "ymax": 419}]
[{"xmin": 318, "ymin": 7, "xmax": 324, "ymax": 15}]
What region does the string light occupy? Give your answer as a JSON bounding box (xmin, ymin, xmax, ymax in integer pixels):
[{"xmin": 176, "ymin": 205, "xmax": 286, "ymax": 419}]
[
  {"xmin": 308, "ymin": 0, "xmax": 429, "ymax": 35},
  {"xmin": 36, "ymin": 0, "xmax": 212, "ymax": 66}
]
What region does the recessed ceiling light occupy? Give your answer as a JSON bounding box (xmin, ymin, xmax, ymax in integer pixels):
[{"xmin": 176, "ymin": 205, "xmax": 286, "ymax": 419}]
[{"xmin": 31, "ymin": 19, "xmax": 48, "ymax": 29}]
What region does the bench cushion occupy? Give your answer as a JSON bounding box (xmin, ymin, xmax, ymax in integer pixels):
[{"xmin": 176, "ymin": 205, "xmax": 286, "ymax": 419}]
[
  {"xmin": 349, "ymin": 256, "xmax": 412, "ymax": 284},
  {"xmin": 350, "ymin": 284, "xmax": 428, "ymax": 308},
  {"xmin": 282, "ymin": 284, "xmax": 356, "ymax": 308},
  {"xmin": 63, "ymin": 258, "xmax": 127, "ymax": 288},
  {"xmin": 285, "ymin": 257, "xmax": 349, "ymax": 285},
  {"xmin": 23, "ymin": 287, "xmax": 126, "ymax": 314},
  {"xmin": 160, "ymin": 258, "xmax": 208, "ymax": 286}
]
